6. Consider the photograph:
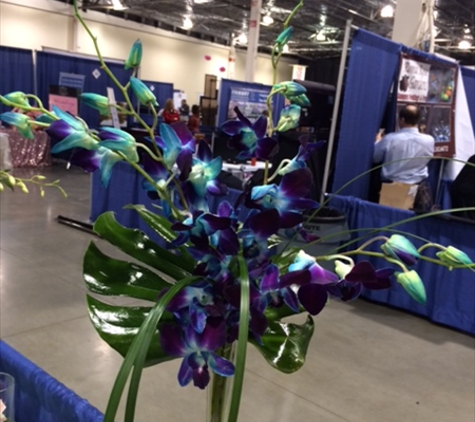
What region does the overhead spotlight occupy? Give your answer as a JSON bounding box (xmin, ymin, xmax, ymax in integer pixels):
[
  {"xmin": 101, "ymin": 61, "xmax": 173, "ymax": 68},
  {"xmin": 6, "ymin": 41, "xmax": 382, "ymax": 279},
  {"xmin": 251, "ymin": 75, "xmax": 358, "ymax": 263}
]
[
  {"xmin": 380, "ymin": 5, "xmax": 394, "ymax": 18},
  {"xmin": 110, "ymin": 0, "xmax": 127, "ymax": 10},
  {"xmin": 458, "ymin": 39, "xmax": 472, "ymax": 50},
  {"xmin": 316, "ymin": 31, "xmax": 326, "ymax": 41},
  {"xmin": 237, "ymin": 33, "xmax": 248, "ymax": 44},
  {"xmin": 193, "ymin": 0, "xmax": 213, "ymax": 3},
  {"xmin": 261, "ymin": 14, "xmax": 274, "ymax": 26},
  {"xmin": 463, "ymin": 26, "xmax": 471, "ymax": 34},
  {"xmin": 282, "ymin": 44, "xmax": 290, "ymax": 53},
  {"xmin": 183, "ymin": 16, "xmax": 193, "ymax": 30}
]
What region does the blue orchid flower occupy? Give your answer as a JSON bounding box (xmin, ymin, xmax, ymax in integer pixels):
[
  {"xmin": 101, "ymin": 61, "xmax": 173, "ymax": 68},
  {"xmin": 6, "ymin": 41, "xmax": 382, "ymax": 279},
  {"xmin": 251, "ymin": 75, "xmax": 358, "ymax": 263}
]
[
  {"xmin": 98, "ymin": 127, "xmax": 139, "ymax": 163},
  {"xmin": 182, "ymin": 141, "xmax": 227, "ymax": 211},
  {"xmin": 0, "ymin": 112, "xmax": 34, "ymax": 139},
  {"xmin": 81, "ymin": 93, "xmax": 110, "ymax": 115},
  {"xmin": 138, "ymin": 146, "xmax": 170, "ymax": 197},
  {"xmin": 221, "ymin": 107, "xmax": 278, "ymax": 160},
  {"xmin": 279, "ymin": 135, "xmax": 325, "ymax": 175},
  {"xmin": 275, "ymin": 104, "xmax": 301, "ymax": 132},
  {"xmin": 130, "ymin": 77, "xmax": 158, "ymax": 107},
  {"xmin": 280, "ymin": 250, "xmax": 338, "ymax": 315},
  {"xmin": 48, "ymin": 106, "xmax": 98, "ymax": 153},
  {"xmin": 160, "ymin": 320, "xmax": 234, "ymax": 389},
  {"xmin": 69, "ymin": 146, "xmax": 123, "ymax": 187},
  {"xmin": 249, "ymin": 168, "xmax": 318, "ymax": 228},
  {"xmin": 260, "ymin": 264, "xmax": 299, "ymax": 312},
  {"xmin": 124, "ymin": 39, "xmax": 142, "ymax": 70}
]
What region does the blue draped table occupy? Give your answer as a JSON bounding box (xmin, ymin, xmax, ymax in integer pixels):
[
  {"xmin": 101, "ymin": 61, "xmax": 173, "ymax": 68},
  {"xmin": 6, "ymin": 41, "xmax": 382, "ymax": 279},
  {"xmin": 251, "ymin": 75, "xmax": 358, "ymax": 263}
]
[
  {"xmin": 329, "ymin": 195, "xmax": 475, "ymax": 334},
  {"xmin": 0, "ymin": 341, "xmax": 103, "ymax": 422}
]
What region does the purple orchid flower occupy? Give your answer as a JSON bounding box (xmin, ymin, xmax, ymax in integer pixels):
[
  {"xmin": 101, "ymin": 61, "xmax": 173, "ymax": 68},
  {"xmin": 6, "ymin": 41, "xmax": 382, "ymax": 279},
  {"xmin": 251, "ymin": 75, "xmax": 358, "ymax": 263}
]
[
  {"xmin": 249, "ymin": 168, "xmax": 318, "ymax": 228},
  {"xmin": 98, "ymin": 127, "xmax": 139, "ymax": 163},
  {"xmin": 280, "ymin": 250, "xmax": 338, "ymax": 315},
  {"xmin": 48, "ymin": 106, "xmax": 98, "ymax": 153},
  {"xmin": 260, "ymin": 264, "xmax": 299, "ymax": 313},
  {"xmin": 69, "ymin": 147, "xmax": 122, "ymax": 187},
  {"xmin": 221, "ymin": 107, "xmax": 278, "ymax": 160},
  {"xmin": 181, "ymin": 141, "xmax": 227, "ymax": 211},
  {"xmin": 240, "ymin": 209, "xmax": 280, "ymax": 259},
  {"xmin": 279, "ymin": 136, "xmax": 325, "ymax": 176},
  {"xmin": 160, "ymin": 319, "xmax": 234, "ymax": 389}
]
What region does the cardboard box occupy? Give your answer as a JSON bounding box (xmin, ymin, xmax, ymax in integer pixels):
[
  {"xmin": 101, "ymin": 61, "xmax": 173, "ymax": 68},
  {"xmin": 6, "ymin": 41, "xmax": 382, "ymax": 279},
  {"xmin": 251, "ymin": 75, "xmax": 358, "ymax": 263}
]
[{"xmin": 379, "ymin": 182, "xmax": 419, "ymax": 210}]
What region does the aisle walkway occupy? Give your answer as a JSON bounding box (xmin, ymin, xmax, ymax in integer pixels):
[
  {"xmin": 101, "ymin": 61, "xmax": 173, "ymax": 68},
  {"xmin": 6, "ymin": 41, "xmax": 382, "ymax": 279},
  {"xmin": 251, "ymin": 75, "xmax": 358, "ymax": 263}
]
[{"xmin": 0, "ymin": 165, "xmax": 474, "ymax": 422}]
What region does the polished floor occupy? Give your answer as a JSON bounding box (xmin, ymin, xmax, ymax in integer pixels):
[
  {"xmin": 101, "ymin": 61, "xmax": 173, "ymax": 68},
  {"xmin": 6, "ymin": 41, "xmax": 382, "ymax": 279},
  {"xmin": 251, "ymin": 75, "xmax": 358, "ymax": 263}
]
[{"xmin": 0, "ymin": 165, "xmax": 474, "ymax": 422}]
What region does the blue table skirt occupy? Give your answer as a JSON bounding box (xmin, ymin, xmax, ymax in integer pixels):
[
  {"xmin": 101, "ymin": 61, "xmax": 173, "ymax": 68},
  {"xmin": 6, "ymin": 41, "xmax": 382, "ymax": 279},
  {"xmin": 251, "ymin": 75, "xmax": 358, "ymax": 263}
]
[
  {"xmin": 0, "ymin": 341, "xmax": 103, "ymax": 422},
  {"xmin": 329, "ymin": 195, "xmax": 475, "ymax": 334},
  {"xmin": 90, "ymin": 164, "xmax": 475, "ymax": 334}
]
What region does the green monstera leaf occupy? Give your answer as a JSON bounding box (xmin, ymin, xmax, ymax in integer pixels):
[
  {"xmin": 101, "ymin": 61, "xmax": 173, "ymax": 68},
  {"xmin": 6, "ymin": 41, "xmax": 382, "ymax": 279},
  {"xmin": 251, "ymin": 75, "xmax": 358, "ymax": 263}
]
[
  {"xmin": 87, "ymin": 295, "xmax": 175, "ymax": 367},
  {"xmin": 93, "ymin": 212, "xmax": 194, "ymax": 280},
  {"xmin": 251, "ymin": 316, "xmax": 315, "ymax": 374},
  {"xmin": 84, "ymin": 241, "xmax": 171, "ymax": 302}
]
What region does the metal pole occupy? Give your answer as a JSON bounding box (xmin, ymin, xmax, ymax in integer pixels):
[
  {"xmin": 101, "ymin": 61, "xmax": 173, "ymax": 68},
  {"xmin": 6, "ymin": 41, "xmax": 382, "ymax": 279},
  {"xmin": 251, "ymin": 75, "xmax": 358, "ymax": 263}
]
[
  {"xmin": 320, "ymin": 19, "xmax": 352, "ymax": 203},
  {"xmin": 244, "ymin": 0, "xmax": 262, "ymax": 82}
]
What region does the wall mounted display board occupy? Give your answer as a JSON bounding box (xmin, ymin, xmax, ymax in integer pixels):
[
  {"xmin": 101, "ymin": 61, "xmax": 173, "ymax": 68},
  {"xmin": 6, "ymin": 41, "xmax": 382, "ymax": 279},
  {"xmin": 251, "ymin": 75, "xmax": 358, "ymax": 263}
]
[{"xmin": 397, "ymin": 53, "xmax": 458, "ymax": 157}]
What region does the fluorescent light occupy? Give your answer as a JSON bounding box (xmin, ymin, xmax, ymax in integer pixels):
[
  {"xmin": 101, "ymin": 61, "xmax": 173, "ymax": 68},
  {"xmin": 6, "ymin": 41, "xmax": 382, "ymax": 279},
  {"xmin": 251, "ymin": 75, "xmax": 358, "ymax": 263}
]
[
  {"xmin": 463, "ymin": 26, "xmax": 471, "ymax": 34},
  {"xmin": 348, "ymin": 9, "xmax": 357, "ymax": 15},
  {"xmin": 183, "ymin": 16, "xmax": 193, "ymax": 29},
  {"xmin": 380, "ymin": 5, "xmax": 394, "ymax": 18},
  {"xmin": 261, "ymin": 14, "xmax": 274, "ymax": 26},
  {"xmin": 316, "ymin": 31, "xmax": 326, "ymax": 41},
  {"xmin": 110, "ymin": 0, "xmax": 127, "ymax": 11},
  {"xmin": 282, "ymin": 44, "xmax": 290, "ymax": 53},
  {"xmin": 193, "ymin": 0, "xmax": 213, "ymax": 3},
  {"xmin": 458, "ymin": 39, "xmax": 472, "ymax": 50},
  {"xmin": 237, "ymin": 33, "xmax": 248, "ymax": 44}
]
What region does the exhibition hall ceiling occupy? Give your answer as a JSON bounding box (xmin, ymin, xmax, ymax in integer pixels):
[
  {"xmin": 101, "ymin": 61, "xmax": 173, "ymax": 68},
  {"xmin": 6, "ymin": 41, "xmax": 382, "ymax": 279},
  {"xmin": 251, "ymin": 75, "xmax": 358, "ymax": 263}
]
[{"xmin": 70, "ymin": 0, "xmax": 474, "ymax": 63}]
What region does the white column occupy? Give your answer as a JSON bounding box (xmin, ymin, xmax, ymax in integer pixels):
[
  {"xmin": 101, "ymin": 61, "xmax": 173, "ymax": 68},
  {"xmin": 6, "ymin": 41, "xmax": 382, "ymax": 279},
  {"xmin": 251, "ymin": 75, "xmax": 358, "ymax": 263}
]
[
  {"xmin": 244, "ymin": 0, "xmax": 262, "ymax": 82},
  {"xmin": 228, "ymin": 45, "xmax": 236, "ymax": 80},
  {"xmin": 392, "ymin": 0, "xmax": 425, "ymax": 47}
]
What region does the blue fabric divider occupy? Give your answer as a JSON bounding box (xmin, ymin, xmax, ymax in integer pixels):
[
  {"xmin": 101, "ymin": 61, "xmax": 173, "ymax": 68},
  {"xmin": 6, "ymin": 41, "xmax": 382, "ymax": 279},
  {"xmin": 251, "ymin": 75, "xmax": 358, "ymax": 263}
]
[
  {"xmin": 461, "ymin": 67, "xmax": 475, "ymax": 135},
  {"xmin": 0, "ymin": 340, "xmax": 103, "ymax": 422},
  {"xmin": 217, "ymin": 78, "xmax": 284, "ymax": 127},
  {"xmin": 332, "ymin": 30, "xmax": 402, "ymax": 200},
  {"xmin": 0, "ymin": 46, "xmax": 34, "ymax": 113},
  {"xmin": 36, "ymin": 52, "xmax": 131, "ymax": 129},
  {"xmin": 329, "ymin": 195, "xmax": 475, "ymax": 334}
]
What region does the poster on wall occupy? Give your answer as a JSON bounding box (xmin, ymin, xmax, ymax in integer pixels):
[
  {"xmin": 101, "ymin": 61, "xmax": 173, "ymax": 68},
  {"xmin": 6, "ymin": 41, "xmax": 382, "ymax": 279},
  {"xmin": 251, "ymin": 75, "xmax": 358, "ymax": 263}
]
[
  {"xmin": 49, "ymin": 85, "xmax": 80, "ymax": 116},
  {"xmin": 396, "ymin": 53, "xmax": 457, "ymax": 157},
  {"xmin": 228, "ymin": 88, "xmax": 270, "ymax": 122}
]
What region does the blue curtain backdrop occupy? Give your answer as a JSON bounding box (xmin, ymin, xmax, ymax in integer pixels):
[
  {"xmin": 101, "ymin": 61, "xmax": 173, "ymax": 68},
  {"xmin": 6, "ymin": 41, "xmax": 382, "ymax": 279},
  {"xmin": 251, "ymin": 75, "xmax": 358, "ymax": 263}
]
[
  {"xmin": 461, "ymin": 67, "xmax": 475, "ymax": 135},
  {"xmin": 0, "ymin": 46, "xmax": 34, "ymax": 113},
  {"xmin": 36, "ymin": 52, "xmax": 131, "ymax": 129},
  {"xmin": 332, "ymin": 30, "xmax": 402, "ymax": 200}
]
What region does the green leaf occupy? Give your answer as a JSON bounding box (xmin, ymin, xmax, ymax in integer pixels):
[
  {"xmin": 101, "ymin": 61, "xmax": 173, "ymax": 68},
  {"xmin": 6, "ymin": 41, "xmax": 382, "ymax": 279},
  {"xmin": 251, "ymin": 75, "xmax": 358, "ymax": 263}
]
[
  {"xmin": 93, "ymin": 212, "xmax": 192, "ymax": 280},
  {"xmin": 251, "ymin": 316, "xmax": 315, "ymax": 374},
  {"xmin": 86, "ymin": 295, "xmax": 174, "ymax": 367},
  {"xmin": 125, "ymin": 204, "xmax": 195, "ymax": 268},
  {"xmin": 84, "ymin": 242, "xmax": 172, "ymax": 302},
  {"xmin": 227, "ymin": 255, "xmax": 250, "ymax": 422}
]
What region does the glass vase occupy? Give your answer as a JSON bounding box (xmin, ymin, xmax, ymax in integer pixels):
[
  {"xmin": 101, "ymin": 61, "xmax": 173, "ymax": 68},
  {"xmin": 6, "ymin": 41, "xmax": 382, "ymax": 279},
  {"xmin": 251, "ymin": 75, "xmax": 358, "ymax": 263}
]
[
  {"xmin": 0, "ymin": 372, "xmax": 15, "ymax": 422},
  {"xmin": 206, "ymin": 343, "xmax": 235, "ymax": 422}
]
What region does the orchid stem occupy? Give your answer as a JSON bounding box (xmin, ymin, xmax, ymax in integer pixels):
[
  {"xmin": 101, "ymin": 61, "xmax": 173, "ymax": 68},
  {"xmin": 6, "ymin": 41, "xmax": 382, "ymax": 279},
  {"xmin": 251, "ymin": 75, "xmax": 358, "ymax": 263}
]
[
  {"xmin": 136, "ymin": 142, "xmax": 162, "ymax": 162},
  {"xmin": 417, "ymin": 242, "xmax": 446, "ymax": 254},
  {"xmin": 267, "ymin": 159, "xmax": 291, "ymax": 182},
  {"xmin": 355, "ymin": 236, "xmax": 389, "ymax": 252}
]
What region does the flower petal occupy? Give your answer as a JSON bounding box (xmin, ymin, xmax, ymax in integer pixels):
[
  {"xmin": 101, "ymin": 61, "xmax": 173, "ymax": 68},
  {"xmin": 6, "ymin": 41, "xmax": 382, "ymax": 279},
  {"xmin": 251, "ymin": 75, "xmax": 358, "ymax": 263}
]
[
  {"xmin": 297, "ymin": 283, "xmax": 328, "ymax": 315},
  {"xmin": 260, "ymin": 264, "xmax": 279, "ymax": 292},
  {"xmin": 248, "ymin": 209, "xmax": 280, "ymax": 239},
  {"xmin": 204, "ymin": 352, "xmax": 235, "ymax": 377},
  {"xmin": 177, "ymin": 356, "xmax": 194, "ymax": 387},
  {"xmin": 252, "ymin": 115, "xmax": 268, "ymax": 139},
  {"xmin": 221, "ymin": 120, "xmax": 247, "ymax": 136},
  {"xmin": 217, "ymin": 228, "xmax": 239, "ymax": 256},
  {"xmin": 160, "ymin": 324, "xmax": 189, "ymax": 357}
]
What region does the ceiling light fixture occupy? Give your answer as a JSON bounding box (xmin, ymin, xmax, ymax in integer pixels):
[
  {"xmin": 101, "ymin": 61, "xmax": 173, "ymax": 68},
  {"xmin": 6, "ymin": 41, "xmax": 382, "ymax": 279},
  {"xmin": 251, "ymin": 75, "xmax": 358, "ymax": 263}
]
[
  {"xmin": 380, "ymin": 5, "xmax": 394, "ymax": 18},
  {"xmin": 193, "ymin": 0, "xmax": 213, "ymax": 4},
  {"xmin": 183, "ymin": 16, "xmax": 193, "ymax": 30},
  {"xmin": 237, "ymin": 33, "xmax": 248, "ymax": 45},
  {"xmin": 458, "ymin": 39, "xmax": 472, "ymax": 50},
  {"xmin": 282, "ymin": 44, "xmax": 290, "ymax": 53},
  {"xmin": 261, "ymin": 14, "xmax": 274, "ymax": 26},
  {"xmin": 316, "ymin": 31, "xmax": 326, "ymax": 41},
  {"xmin": 463, "ymin": 26, "xmax": 471, "ymax": 34},
  {"xmin": 110, "ymin": 0, "xmax": 127, "ymax": 11}
]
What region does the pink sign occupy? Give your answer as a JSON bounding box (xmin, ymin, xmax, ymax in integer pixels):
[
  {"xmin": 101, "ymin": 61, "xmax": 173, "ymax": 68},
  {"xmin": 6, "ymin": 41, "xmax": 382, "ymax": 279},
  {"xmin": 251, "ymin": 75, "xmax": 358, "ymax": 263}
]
[{"xmin": 49, "ymin": 94, "xmax": 78, "ymax": 115}]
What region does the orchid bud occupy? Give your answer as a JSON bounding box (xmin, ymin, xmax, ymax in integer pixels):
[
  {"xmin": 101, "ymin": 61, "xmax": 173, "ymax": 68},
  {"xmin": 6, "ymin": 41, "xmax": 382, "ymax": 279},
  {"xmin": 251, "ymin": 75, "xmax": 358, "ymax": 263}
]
[
  {"xmin": 288, "ymin": 93, "xmax": 310, "ymax": 107},
  {"xmin": 273, "ymin": 81, "xmax": 306, "ymax": 98},
  {"xmin": 395, "ymin": 270, "xmax": 426, "ymax": 304},
  {"xmin": 0, "ymin": 183, "xmax": 4, "ymax": 192},
  {"xmin": 130, "ymin": 77, "xmax": 158, "ymax": 107},
  {"xmin": 275, "ymin": 104, "xmax": 301, "ymax": 132},
  {"xmin": 334, "ymin": 260, "xmax": 353, "ymax": 280},
  {"xmin": 81, "ymin": 93, "xmax": 110, "ymax": 115},
  {"xmin": 3, "ymin": 91, "xmax": 30, "ymax": 108},
  {"xmin": 436, "ymin": 246, "xmax": 473, "ymax": 268},
  {"xmin": 0, "ymin": 112, "xmax": 34, "ymax": 140},
  {"xmin": 275, "ymin": 26, "xmax": 294, "ymax": 48},
  {"xmin": 381, "ymin": 234, "xmax": 420, "ymax": 266},
  {"xmin": 124, "ymin": 39, "xmax": 143, "ymax": 70}
]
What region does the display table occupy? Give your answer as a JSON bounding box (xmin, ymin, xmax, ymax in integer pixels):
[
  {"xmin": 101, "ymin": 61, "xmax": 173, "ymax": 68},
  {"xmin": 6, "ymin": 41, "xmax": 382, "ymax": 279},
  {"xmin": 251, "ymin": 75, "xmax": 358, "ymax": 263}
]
[
  {"xmin": 329, "ymin": 195, "xmax": 475, "ymax": 334},
  {"xmin": 0, "ymin": 341, "xmax": 103, "ymax": 422},
  {"xmin": 0, "ymin": 128, "xmax": 52, "ymax": 168}
]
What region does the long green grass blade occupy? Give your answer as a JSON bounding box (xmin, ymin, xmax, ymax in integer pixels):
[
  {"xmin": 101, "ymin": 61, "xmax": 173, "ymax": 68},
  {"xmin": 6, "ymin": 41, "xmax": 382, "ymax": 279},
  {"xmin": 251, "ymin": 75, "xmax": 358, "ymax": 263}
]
[{"xmin": 227, "ymin": 255, "xmax": 250, "ymax": 422}]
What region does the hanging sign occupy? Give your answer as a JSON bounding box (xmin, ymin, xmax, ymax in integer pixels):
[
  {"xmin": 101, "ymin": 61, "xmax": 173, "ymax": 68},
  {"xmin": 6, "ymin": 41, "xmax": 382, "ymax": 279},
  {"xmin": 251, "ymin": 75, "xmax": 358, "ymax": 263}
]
[
  {"xmin": 396, "ymin": 53, "xmax": 458, "ymax": 157},
  {"xmin": 228, "ymin": 88, "xmax": 270, "ymax": 123}
]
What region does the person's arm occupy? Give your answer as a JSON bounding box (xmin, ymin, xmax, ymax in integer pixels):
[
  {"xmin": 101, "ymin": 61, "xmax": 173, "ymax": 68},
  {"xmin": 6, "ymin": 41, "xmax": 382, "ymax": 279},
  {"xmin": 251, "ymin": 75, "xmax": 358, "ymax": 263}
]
[{"xmin": 373, "ymin": 135, "xmax": 388, "ymax": 163}]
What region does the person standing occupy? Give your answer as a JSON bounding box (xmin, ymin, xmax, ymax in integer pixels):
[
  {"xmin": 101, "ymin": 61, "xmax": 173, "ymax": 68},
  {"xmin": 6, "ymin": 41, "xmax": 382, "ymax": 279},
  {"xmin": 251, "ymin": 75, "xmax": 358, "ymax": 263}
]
[
  {"xmin": 162, "ymin": 98, "xmax": 180, "ymax": 124},
  {"xmin": 373, "ymin": 105, "xmax": 435, "ymax": 210},
  {"xmin": 187, "ymin": 105, "xmax": 201, "ymax": 134},
  {"xmin": 179, "ymin": 99, "xmax": 190, "ymax": 122}
]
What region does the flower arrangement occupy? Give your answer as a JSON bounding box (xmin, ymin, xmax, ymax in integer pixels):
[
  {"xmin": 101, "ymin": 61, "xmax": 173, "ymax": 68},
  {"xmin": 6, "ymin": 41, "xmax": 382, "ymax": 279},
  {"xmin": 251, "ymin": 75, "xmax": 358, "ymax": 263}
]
[{"xmin": 1, "ymin": 1, "xmax": 474, "ymax": 421}]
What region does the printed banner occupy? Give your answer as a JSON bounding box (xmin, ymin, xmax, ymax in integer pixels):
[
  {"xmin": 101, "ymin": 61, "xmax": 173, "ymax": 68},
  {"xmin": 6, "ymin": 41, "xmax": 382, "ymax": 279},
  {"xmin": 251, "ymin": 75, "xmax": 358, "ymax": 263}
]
[
  {"xmin": 396, "ymin": 54, "xmax": 457, "ymax": 157},
  {"xmin": 228, "ymin": 88, "xmax": 270, "ymax": 122},
  {"xmin": 48, "ymin": 85, "xmax": 80, "ymax": 116}
]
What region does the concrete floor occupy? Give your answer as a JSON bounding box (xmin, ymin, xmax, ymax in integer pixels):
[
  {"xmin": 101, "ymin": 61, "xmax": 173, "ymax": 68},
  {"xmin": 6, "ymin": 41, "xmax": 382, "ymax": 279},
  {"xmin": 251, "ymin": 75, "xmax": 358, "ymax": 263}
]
[{"xmin": 0, "ymin": 165, "xmax": 474, "ymax": 422}]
